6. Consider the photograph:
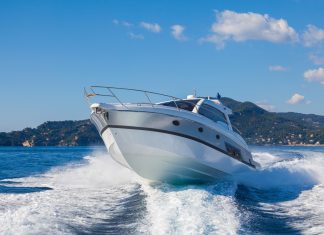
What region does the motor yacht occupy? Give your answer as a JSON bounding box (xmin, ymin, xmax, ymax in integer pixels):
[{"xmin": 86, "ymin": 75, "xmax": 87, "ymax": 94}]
[{"xmin": 85, "ymin": 86, "xmax": 259, "ymax": 184}]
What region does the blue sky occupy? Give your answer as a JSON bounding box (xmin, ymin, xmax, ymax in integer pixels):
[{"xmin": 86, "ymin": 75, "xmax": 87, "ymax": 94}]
[{"xmin": 1, "ymin": 0, "xmax": 324, "ymax": 131}]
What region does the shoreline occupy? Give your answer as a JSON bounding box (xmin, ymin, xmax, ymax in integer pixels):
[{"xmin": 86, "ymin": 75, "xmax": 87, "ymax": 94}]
[{"xmin": 0, "ymin": 144, "xmax": 324, "ymax": 148}]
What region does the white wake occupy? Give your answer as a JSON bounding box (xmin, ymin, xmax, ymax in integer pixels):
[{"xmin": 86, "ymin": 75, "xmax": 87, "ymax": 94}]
[
  {"xmin": 235, "ymin": 149, "xmax": 324, "ymax": 234},
  {"xmin": 0, "ymin": 151, "xmax": 137, "ymax": 234},
  {"xmin": 139, "ymin": 181, "xmax": 240, "ymax": 235},
  {"xmin": 0, "ymin": 148, "xmax": 324, "ymax": 234}
]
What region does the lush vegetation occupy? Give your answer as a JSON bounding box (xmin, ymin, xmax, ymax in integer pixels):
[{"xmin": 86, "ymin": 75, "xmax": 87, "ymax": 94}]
[
  {"xmin": 221, "ymin": 97, "xmax": 324, "ymax": 145},
  {"xmin": 1, "ymin": 98, "xmax": 323, "ymax": 146},
  {"xmin": 0, "ymin": 120, "xmax": 103, "ymax": 146}
]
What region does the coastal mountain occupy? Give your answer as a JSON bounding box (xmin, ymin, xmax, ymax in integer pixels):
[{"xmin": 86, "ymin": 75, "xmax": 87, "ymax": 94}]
[
  {"xmin": 221, "ymin": 98, "xmax": 324, "ymax": 145},
  {"xmin": 0, "ymin": 120, "xmax": 103, "ymax": 147},
  {"xmin": 0, "ymin": 98, "xmax": 323, "ymax": 146}
]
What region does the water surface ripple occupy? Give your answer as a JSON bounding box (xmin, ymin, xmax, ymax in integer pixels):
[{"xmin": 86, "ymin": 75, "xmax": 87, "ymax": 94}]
[{"xmin": 0, "ymin": 146, "xmax": 323, "ymax": 234}]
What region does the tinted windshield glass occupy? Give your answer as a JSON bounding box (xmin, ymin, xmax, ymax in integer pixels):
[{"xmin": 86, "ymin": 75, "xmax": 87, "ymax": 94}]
[
  {"xmin": 198, "ymin": 103, "xmax": 228, "ymax": 125},
  {"xmin": 160, "ymin": 99, "xmax": 200, "ymax": 111}
]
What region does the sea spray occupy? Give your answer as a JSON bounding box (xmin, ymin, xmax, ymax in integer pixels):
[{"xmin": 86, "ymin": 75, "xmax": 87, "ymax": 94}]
[
  {"xmin": 1, "ymin": 146, "xmax": 324, "ymax": 234},
  {"xmin": 139, "ymin": 180, "xmax": 240, "ymax": 235},
  {"xmin": 233, "ymin": 149, "xmax": 324, "ymax": 234},
  {"xmin": 48, "ymin": 150, "xmax": 137, "ymax": 188},
  {"xmin": 233, "ymin": 150, "xmax": 324, "ymax": 189},
  {"xmin": 0, "ymin": 150, "xmax": 141, "ymax": 234}
]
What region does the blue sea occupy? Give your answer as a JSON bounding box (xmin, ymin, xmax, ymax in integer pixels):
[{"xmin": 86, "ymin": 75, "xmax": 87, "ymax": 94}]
[{"xmin": 0, "ymin": 146, "xmax": 324, "ymax": 234}]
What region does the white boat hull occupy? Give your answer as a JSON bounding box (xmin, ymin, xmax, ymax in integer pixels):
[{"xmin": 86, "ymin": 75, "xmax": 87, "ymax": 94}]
[{"xmin": 102, "ymin": 127, "xmax": 252, "ymax": 184}]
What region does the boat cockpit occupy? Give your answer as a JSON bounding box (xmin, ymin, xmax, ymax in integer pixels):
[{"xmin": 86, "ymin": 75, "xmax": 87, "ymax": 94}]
[{"xmin": 159, "ymin": 97, "xmax": 233, "ymax": 131}]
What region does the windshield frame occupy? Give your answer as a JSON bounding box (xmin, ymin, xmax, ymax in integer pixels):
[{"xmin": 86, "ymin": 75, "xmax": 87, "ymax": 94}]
[
  {"xmin": 197, "ymin": 101, "xmax": 229, "ymax": 127},
  {"xmin": 159, "ymin": 99, "xmax": 200, "ymax": 112}
]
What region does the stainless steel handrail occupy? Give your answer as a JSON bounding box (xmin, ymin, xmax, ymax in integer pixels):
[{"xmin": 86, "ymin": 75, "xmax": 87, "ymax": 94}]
[
  {"xmin": 84, "ymin": 85, "xmax": 182, "ymax": 110},
  {"xmin": 84, "ymin": 85, "xmax": 230, "ymax": 118},
  {"xmin": 85, "ymin": 85, "xmax": 244, "ymax": 139}
]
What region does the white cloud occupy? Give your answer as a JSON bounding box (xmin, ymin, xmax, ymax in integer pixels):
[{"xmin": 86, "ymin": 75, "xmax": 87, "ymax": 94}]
[
  {"xmin": 122, "ymin": 21, "xmax": 133, "ymax": 27},
  {"xmin": 129, "ymin": 32, "xmax": 144, "ymax": 40},
  {"xmin": 269, "ymin": 65, "xmax": 288, "ymax": 72},
  {"xmin": 171, "ymin": 24, "xmax": 187, "ymax": 41},
  {"xmin": 304, "ymin": 67, "xmax": 324, "ymax": 85},
  {"xmin": 287, "ymin": 93, "xmax": 305, "ymax": 104},
  {"xmin": 256, "ymin": 102, "xmax": 275, "ymax": 111},
  {"xmin": 200, "ymin": 10, "xmax": 298, "ymax": 49},
  {"xmin": 302, "ymin": 25, "xmax": 324, "ymax": 47},
  {"xmin": 140, "ymin": 22, "xmax": 161, "ymax": 33},
  {"xmin": 309, "ymin": 53, "xmax": 324, "ymax": 65},
  {"xmin": 113, "ymin": 19, "xmax": 133, "ymax": 27}
]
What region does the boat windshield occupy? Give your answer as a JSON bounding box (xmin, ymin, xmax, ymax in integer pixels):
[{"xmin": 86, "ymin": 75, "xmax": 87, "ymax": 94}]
[
  {"xmin": 160, "ymin": 99, "xmax": 200, "ymax": 111},
  {"xmin": 198, "ymin": 103, "xmax": 228, "ymax": 127}
]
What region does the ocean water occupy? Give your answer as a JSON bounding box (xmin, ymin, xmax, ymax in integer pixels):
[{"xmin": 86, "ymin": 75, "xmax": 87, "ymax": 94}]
[{"xmin": 0, "ymin": 146, "xmax": 324, "ymax": 235}]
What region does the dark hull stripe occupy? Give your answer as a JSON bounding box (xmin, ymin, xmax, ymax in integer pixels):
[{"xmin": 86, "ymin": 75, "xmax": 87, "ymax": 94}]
[{"xmin": 100, "ymin": 124, "xmax": 255, "ymax": 169}]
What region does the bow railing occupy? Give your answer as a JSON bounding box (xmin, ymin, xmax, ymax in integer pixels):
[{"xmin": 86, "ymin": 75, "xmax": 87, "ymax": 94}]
[{"xmin": 84, "ymin": 85, "xmax": 182, "ymax": 109}]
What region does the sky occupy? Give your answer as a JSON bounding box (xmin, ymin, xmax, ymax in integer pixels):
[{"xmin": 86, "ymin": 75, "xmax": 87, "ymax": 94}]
[{"xmin": 1, "ymin": 0, "xmax": 324, "ymax": 132}]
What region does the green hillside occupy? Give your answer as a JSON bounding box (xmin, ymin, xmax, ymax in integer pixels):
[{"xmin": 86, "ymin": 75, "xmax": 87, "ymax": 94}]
[
  {"xmin": 0, "ymin": 98, "xmax": 323, "ymax": 146},
  {"xmin": 0, "ymin": 120, "xmax": 103, "ymax": 147},
  {"xmin": 221, "ymin": 97, "xmax": 324, "ymax": 145}
]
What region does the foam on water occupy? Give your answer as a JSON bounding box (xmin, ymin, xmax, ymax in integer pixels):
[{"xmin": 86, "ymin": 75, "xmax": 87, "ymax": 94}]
[
  {"xmin": 0, "ymin": 151, "xmax": 140, "ymax": 234},
  {"xmin": 234, "ymin": 149, "xmax": 324, "ymax": 234},
  {"xmin": 235, "ymin": 150, "xmax": 324, "ymax": 189},
  {"xmin": 1, "ymin": 147, "xmax": 324, "ymax": 234},
  {"xmin": 281, "ymin": 184, "xmax": 324, "ymax": 234},
  {"xmin": 140, "ymin": 181, "xmax": 240, "ymax": 235},
  {"xmin": 139, "ymin": 149, "xmax": 324, "ymax": 234},
  {"xmin": 48, "ymin": 151, "xmax": 137, "ymax": 188}
]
